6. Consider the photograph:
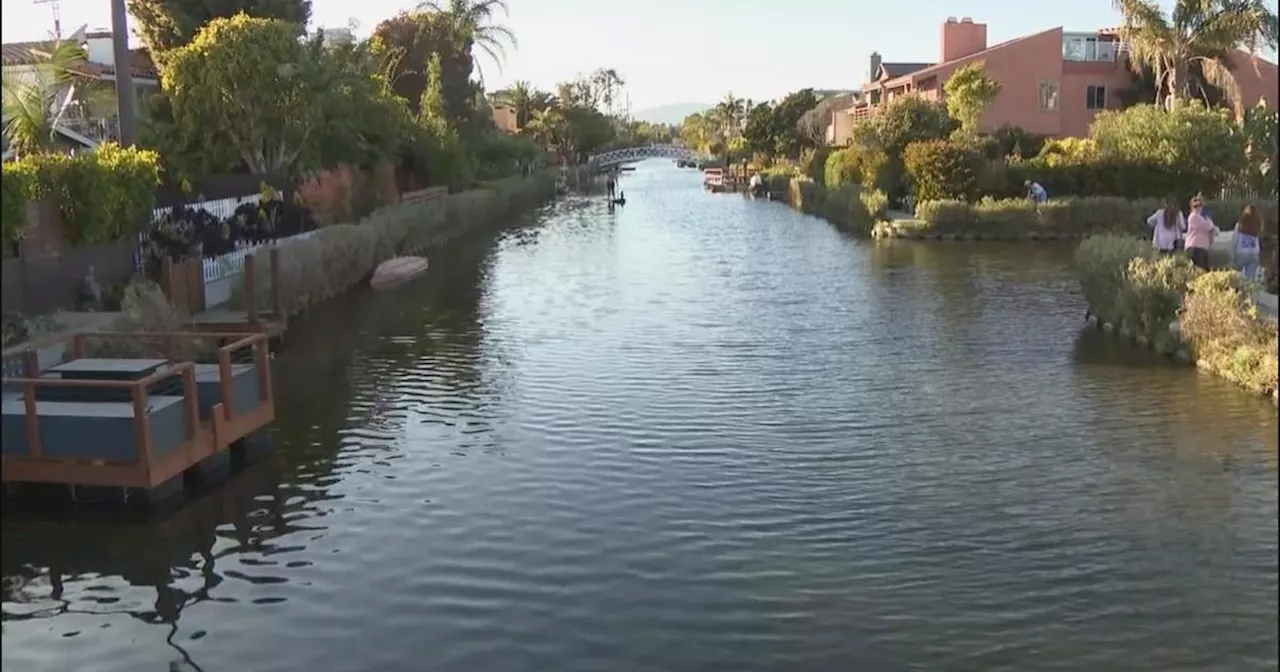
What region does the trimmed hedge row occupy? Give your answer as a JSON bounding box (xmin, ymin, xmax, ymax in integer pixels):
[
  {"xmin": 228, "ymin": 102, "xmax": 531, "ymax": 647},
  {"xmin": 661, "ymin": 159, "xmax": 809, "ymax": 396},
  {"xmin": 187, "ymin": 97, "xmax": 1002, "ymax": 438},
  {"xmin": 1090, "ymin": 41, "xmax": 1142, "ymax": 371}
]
[
  {"xmin": 913, "ymin": 197, "xmax": 1278, "ymax": 237},
  {"xmin": 1, "ymin": 143, "xmax": 161, "ymax": 247},
  {"xmin": 776, "ymin": 177, "xmax": 883, "ymax": 236},
  {"xmin": 236, "ymin": 171, "xmax": 559, "ymax": 316},
  {"xmin": 1076, "ymin": 234, "xmax": 1278, "ymax": 397}
]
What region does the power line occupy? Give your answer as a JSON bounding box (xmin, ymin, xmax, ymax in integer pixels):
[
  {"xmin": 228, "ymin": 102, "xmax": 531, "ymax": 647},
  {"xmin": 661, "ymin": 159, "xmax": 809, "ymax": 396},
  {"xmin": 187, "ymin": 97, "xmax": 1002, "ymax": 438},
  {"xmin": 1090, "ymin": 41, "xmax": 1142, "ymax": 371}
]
[{"xmin": 32, "ymin": 0, "xmax": 62, "ymax": 39}]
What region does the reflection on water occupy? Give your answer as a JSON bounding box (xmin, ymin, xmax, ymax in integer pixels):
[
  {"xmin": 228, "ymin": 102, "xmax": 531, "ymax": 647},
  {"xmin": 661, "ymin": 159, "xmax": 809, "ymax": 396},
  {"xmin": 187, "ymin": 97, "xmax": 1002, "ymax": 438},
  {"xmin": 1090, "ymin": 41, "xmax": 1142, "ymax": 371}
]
[{"xmin": 4, "ymin": 163, "xmax": 1277, "ymax": 672}]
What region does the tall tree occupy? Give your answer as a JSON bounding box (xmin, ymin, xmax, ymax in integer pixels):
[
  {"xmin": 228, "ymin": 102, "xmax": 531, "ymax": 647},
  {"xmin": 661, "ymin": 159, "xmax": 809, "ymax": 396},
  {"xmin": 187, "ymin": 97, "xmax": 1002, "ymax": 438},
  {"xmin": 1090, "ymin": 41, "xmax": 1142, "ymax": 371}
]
[
  {"xmin": 416, "ymin": 0, "xmax": 516, "ymax": 83},
  {"xmin": 1113, "ymin": 0, "xmax": 1279, "ymax": 114},
  {"xmin": 126, "ymin": 0, "xmax": 312, "ymax": 54},
  {"xmin": 943, "ymin": 61, "xmax": 1002, "ymax": 135},
  {"xmin": 155, "ymin": 14, "xmax": 323, "ymax": 174},
  {"xmin": 494, "ymin": 80, "xmax": 551, "ymax": 128},
  {"xmin": 370, "ymin": 10, "xmax": 473, "ymax": 122}
]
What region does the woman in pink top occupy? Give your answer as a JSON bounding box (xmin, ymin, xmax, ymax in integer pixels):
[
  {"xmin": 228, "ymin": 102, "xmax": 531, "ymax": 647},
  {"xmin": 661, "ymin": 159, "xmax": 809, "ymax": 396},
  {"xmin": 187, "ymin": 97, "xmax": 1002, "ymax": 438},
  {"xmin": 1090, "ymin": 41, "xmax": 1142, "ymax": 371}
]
[{"xmin": 1184, "ymin": 194, "xmax": 1217, "ymax": 270}]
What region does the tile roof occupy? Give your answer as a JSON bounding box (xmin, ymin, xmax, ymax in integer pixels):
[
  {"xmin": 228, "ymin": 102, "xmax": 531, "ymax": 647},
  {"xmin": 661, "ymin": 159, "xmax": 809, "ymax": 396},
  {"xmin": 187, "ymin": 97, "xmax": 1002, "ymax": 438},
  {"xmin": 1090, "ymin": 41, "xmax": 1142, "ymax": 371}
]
[{"xmin": 0, "ymin": 39, "xmax": 157, "ymax": 79}]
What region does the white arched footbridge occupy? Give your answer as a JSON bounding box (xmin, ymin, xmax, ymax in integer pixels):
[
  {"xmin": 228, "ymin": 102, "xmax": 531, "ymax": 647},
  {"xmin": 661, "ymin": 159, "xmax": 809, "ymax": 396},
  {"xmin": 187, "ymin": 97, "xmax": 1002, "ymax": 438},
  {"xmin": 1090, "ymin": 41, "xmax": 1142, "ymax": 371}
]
[{"xmin": 588, "ymin": 144, "xmax": 710, "ymax": 168}]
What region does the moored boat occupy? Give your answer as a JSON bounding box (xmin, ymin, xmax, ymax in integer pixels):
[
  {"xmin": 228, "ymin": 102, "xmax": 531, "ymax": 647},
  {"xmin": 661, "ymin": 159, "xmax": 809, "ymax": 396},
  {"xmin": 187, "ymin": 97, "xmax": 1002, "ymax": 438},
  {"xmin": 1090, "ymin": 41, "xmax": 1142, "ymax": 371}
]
[{"xmin": 370, "ymin": 256, "xmax": 429, "ymax": 290}]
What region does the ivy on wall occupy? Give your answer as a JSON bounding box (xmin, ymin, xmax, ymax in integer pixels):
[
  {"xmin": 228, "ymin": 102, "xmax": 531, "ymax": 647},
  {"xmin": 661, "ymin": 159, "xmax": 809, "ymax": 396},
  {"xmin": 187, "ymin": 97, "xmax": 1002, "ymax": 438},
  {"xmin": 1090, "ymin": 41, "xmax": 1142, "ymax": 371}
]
[{"xmin": 1, "ymin": 143, "xmax": 162, "ymax": 248}]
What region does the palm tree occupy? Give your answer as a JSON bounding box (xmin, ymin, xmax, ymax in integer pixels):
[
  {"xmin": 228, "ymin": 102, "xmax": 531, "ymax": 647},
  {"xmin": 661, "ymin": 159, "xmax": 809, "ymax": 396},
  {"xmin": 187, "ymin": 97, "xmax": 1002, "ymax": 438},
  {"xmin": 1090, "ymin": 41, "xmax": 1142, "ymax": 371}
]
[
  {"xmin": 496, "ymin": 80, "xmax": 543, "ymax": 127},
  {"xmin": 1114, "ymin": 0, "xmax": 1279, "ymax": 114},
  {"xmin": 2, "ymin": 39, "xmax": 108, "ymax": 156},
  {"xmin": 417, "ymin": 0, "xmax": 517, "ymax": 83}
]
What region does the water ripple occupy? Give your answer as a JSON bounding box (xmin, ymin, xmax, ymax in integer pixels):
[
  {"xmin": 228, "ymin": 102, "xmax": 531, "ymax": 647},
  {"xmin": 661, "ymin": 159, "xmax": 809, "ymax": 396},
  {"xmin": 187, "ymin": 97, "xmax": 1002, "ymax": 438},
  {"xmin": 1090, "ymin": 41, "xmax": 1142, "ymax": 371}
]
[{"xmin": 3, "ymin": 163, "xmax": 1277, "ymax": 672}]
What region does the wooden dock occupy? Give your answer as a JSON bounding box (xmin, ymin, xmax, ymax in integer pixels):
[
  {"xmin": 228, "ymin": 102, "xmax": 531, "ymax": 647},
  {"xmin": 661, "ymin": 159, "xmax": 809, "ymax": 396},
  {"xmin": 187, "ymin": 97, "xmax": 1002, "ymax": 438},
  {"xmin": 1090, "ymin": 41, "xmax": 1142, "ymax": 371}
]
[{"xmin": 1, "ymin": 330, "xmax": 276, "ymax": 510}]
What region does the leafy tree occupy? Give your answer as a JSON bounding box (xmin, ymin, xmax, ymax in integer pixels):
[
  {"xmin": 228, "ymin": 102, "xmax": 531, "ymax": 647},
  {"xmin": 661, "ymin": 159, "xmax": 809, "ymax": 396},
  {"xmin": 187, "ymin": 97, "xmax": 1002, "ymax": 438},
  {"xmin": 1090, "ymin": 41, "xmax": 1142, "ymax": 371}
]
[
  {"xmin": 156, "ymin": 14, "xmax": 324, "ymax": 174},
  {"xmin": 903, "ymin": 139, "xmax": 985, "ymax": 201},
  {"xmin": 1088, "ymin": 102, "xmax": 1247, "ymax": 187},
  {"xmin": 306, "ymin": 34, "xmax": 415, "ymax": 170},
  {"xmin": 370, "ymin": 10, "xmax": 473, "ymax": 122},
  {"xmin": 126, "ymin": 0, "xmax": 311, "ymax": 54},
  {"xmin": 943, "ymin": 61, "xmax": 1002, "ymax": 135},
  {"xmin": 493, "ymin": 80, "xmax": 552, "ymax": 128},
  {"xmin": 740, "ymin": 102, "xmax": 775, "ymax": 157},
  {"xmin": 851, "ymin": 95, "xmax": 956, "ymax": 200},
  {"xmin": 416, "ymin": 0, "xmax": 516, "ymax": 83},
  {"xmin": 770, "ymin": 88, "xmax": 820, "ymax": 158},
  {"xmin": 1113, "ymin": 0, "xmax": 1279, "ymax": 114}
]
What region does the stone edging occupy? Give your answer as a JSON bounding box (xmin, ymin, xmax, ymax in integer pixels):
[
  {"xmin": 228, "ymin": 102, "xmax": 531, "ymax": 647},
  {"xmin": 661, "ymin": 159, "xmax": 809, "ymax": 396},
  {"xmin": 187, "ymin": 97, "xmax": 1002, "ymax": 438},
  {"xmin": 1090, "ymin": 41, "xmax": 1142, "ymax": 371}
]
[
  {"xmin": 873, "ymin": 227, "xmax": 1088, "ymax": 241},
  {"xmin": 1084, "ymin": 311, "xmax": 1279, "ymax": 405}
]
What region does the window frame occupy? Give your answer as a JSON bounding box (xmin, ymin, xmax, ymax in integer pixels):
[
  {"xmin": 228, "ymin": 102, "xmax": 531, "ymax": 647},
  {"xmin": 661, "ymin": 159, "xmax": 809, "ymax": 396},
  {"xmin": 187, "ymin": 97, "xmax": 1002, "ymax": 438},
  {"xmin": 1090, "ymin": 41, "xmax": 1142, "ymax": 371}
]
[
  {"xmin": 1086, "ymin": 84, "xmax": 1107, "ymax": 110},
  {"xmin": 1038, "ymin": 81, "xmax": 1060, "ymax": 111}
]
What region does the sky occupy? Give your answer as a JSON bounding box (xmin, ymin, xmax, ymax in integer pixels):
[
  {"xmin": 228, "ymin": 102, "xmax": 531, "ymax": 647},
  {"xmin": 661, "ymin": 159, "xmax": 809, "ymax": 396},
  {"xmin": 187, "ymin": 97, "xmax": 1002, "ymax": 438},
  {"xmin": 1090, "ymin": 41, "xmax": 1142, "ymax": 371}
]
[{"xmin": 0, "ymin": 0, "xmax": 1266, "ymax": 110}]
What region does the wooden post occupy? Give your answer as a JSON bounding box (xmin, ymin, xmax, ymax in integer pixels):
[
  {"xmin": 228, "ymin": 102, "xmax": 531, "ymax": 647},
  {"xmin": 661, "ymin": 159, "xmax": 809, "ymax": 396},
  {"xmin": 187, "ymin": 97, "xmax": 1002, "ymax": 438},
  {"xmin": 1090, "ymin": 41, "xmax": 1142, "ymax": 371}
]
[
  {"xmin": 131, "ymin": 384, "xmax": 153, "ymax": 467},
  {"xmin": 217, "ymin": 348, "xmax": 235, "ymax": 421},
  {"xmin": 269, "ymin": 248, "xmax": 283, "ymax": 318},
  {"xmin": 244, "ymin": 253, "xmax": 259, "ymax": 325}
]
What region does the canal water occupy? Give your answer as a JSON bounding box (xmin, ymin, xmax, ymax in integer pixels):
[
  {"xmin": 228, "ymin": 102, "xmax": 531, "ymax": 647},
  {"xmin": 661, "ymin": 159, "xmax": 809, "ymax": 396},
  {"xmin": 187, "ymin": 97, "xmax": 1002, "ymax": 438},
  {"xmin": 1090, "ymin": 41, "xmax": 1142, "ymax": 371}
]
[{"xmin": 4, "ymin": 163, "xmax": 1277, "ymax": 672}]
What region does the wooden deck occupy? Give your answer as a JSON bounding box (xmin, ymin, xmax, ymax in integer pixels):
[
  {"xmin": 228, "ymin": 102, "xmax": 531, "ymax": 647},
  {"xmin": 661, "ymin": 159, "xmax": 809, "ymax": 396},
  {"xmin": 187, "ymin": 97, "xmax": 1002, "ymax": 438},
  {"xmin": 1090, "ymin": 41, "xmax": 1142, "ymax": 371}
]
[{"xmin": 1, "ymin": 331, "xmax": 275, "ymax": 506}]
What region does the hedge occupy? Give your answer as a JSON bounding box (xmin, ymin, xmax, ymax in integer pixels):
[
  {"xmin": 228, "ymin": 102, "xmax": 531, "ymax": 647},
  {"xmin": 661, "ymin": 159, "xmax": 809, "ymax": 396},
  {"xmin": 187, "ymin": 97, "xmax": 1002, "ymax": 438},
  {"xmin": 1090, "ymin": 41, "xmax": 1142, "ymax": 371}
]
[
  {"xmin": 1, "ymin": 143, "xmax": 161, "ymax": 246},
  {"xmin": 1075, "ymin": 234, "xmax": 1277, "ymax": 397},
  {"xmin": 235, "ymin": 172, "xmax": 558, "ymax": 317},
  {"xmin": 776, "ymin": 177, "xmax": 880, "ymax": 236},
  {"xmin": 913, "ymin": 196, "xmax": 1278, "ymax": 237},
  {"xmin": 1002, "ymin": 157, "xmax": 1213, "ymax": 201},
  {"xmin": 903, "ymin": 140, "xmax": 984, "ymax": 202}
]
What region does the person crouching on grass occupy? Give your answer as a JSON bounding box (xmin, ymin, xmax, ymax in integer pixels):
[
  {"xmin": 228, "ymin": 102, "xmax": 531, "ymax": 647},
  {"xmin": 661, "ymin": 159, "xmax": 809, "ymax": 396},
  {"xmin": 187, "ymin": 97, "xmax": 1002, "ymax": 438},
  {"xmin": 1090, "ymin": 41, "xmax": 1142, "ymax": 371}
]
[{"xmin": 1184, "ymin": 193, "xmax": 1218, "ymax": 270}]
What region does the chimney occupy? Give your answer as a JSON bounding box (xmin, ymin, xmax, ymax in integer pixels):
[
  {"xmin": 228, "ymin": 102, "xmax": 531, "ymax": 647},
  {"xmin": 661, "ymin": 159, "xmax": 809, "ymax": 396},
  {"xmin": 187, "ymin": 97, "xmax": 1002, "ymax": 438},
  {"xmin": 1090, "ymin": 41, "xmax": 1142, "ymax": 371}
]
[
  {"xmin": 941, "ymin": 17, "xmax": 987, "ymax": 62},
  {"xmin": 869, "ymin": 51, "xmax": 882, "ymax": 83}
]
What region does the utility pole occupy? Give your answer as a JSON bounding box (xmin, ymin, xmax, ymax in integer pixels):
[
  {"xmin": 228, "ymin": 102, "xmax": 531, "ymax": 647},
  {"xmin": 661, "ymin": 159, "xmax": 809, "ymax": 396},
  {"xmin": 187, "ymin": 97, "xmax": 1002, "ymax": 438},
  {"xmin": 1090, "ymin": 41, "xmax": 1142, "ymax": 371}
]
[
  {"xmin": 110, "ymin": 0, "xmax": 137, "ymax": 145},
  {"xmin": 33, "ymin": 0, "xmax": 62, "ymax": 39}
]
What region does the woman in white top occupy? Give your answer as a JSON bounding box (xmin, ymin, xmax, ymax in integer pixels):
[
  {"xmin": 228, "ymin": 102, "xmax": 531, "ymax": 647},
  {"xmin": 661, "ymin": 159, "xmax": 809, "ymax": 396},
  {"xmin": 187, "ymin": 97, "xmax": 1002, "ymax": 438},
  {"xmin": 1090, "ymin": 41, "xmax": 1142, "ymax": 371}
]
[{"xmin": 1146, "ymin": 200, "xmax": 1186, "ymax": 254}]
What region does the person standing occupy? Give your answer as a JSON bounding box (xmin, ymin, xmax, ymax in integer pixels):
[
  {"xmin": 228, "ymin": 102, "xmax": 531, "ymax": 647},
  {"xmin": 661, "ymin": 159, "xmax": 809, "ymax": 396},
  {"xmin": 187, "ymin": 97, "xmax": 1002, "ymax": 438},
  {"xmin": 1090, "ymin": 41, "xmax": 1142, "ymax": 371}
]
[
  {"xmin": 1232, "ymin": 204, "xmax": 1264, "ymax": 281},
  {"xmin": 1184, "ymin": 194, "xmax": 1218, "ymax": 270},
  {"xmin": 1147, "ymin": 199, "xmax": 1185, "ymax": 254}
]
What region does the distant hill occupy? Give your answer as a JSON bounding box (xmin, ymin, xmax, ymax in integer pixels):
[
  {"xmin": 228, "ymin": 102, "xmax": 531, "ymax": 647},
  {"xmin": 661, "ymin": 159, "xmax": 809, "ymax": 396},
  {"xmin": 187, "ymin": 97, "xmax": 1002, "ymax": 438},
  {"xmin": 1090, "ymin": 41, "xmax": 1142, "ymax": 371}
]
[{"xmin": 633, "ymin": 102, "xmax": 711, "ymax": 125}]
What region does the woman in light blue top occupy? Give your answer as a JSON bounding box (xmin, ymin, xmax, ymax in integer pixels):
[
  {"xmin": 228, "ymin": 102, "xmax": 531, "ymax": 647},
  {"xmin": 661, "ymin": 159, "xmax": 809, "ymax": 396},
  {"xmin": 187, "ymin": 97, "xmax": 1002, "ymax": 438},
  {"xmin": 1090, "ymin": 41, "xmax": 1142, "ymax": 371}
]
[{"xmin": 1233, "ymin": 204, "xmax": 1263, "ymax": 281}]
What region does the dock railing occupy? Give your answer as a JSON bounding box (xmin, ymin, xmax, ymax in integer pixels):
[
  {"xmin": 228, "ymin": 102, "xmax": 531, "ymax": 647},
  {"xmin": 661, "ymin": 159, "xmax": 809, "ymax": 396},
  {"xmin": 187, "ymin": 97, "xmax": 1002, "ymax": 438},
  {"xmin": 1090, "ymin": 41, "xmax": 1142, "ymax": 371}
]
[{"xmin": 2, "ymin": 331, "xmax": 274, "ymax": 489}]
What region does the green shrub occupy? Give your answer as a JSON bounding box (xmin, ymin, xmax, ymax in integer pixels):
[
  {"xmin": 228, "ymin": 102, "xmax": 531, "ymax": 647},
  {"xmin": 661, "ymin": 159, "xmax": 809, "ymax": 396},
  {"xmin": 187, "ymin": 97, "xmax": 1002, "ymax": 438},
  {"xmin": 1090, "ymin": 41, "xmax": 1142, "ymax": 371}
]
[
  {"xmin": 1089, "ymin": 103, "xmax": 1247, "ymax": 190},
  {"xmin": 1074, "ymin": 234, "xmax": 1160, "ymax": 334},
  {"xmin": 903, "ymin": 139, "xmax": 984, "ymax": 202},
  {"xmin": 915, "ymin": 196, "xmax": 1170, "ymax": 236},
  {"xmin": 1004, "ymin": 156, "xmax": 1204, "ymax": 201},
  {"xmin": 1180, "ymin": 271, "xmax": 1278, "ymax": 395},
  {"xmin": 237, "ymin": 171, "xmax": 557, "ymax": 316},
  {"xmin": 822, "ymin": 184, "xmax": 875, "ymax": 235},
  {"xmin": 1122, "ymin": 255, "xmax": 1200, "ymax": 343},
  {"xmin": 1, "ymin": 164, "xmax": 32, "ymax": 250},
  {"xmin": 823, "ymin": 148, "xmax": 859, "ymax": 189},
  {"xmin": 787, "ymin": 177, "xmax": 825, "ymax": 215},
  {"xmin": 801, "ymin": 147, "xmax": 831, "ymax": 184},
  {"xmin": 985, "ymin": 124, "xmax": 1047, "ymax": 160},
  {"xmin": 765, "ymin": 173, "xmax": 791, "ymax": 200},
  {"xmin": 1, "ymin": 144, "xmax": 161, "ymax": 246},
  {"xmin": 860, "ymin": 188, "xmax": 889, "ymax": 221}
]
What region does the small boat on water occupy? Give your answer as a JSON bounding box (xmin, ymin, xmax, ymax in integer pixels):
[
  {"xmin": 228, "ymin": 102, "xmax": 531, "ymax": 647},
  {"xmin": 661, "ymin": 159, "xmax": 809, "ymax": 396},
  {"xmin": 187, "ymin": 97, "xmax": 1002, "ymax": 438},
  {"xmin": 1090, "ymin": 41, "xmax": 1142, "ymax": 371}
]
[{"xmin": 370, "ymin": 256, "xmax": 429, "ymax": 290}]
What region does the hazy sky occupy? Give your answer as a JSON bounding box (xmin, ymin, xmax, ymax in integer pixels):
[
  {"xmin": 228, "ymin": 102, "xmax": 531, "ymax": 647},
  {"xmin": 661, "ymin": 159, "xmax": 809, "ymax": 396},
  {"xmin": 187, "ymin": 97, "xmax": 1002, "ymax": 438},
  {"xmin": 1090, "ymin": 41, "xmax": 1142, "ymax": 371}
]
[{"xmin": 0, "ymin": 0, "xmax": 1258, "ymax": 110}]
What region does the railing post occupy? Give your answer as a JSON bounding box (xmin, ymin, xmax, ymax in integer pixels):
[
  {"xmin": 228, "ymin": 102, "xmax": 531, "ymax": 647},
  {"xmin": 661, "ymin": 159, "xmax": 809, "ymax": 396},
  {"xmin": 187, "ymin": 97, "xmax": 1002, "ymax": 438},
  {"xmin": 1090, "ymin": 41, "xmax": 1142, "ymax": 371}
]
[
  {"xmin": 131, "ymin": 383, "xmax": 153, "ymax": 468},
  {"xmin": 269, "ymin": 248, "xmax": 283, "ymax": 318},
  {"xmin": 244, "ymin": 253, "xmax": 259, "ymax": 325}
]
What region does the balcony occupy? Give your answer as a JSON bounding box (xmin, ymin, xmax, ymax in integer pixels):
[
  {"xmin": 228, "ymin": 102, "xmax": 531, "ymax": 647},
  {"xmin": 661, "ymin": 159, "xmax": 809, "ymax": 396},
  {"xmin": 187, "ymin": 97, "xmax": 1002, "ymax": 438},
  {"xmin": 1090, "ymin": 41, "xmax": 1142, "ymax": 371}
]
[{"xmin": 60, "ymin": 114, "xmax": 120, "ymax": 144}]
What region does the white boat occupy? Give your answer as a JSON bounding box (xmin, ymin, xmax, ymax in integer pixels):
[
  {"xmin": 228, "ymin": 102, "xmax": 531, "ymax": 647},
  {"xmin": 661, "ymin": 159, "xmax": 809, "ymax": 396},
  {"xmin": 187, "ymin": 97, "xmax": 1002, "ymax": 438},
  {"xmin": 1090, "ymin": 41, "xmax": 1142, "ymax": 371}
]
[{"xmin": 370, "ymin": 256, "xmax": 429, "ymax": 290}]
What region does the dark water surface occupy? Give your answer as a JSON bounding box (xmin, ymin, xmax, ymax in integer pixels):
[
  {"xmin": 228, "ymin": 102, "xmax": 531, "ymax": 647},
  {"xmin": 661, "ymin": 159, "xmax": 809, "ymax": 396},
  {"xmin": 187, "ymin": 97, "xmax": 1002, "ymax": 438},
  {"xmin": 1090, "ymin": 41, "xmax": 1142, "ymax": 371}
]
[{"xmin": 4, "ymin": 163, "xmax": 1277, "ymax": 672}]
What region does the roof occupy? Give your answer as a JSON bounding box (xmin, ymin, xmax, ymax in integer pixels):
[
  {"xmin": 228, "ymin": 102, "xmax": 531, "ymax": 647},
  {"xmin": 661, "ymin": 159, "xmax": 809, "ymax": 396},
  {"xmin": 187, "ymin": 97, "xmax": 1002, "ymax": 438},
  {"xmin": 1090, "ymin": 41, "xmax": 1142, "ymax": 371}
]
[
  {"xmin": 879, "ymin": 62, "xmax": 934, "ymax": 79},
  {"xmin": 880, "ymin": 27, "xmax": 1062, "ymax": 86},
  {"xmin": 1, "ymin": 38, "xmax": 157, "ymax": 79}
]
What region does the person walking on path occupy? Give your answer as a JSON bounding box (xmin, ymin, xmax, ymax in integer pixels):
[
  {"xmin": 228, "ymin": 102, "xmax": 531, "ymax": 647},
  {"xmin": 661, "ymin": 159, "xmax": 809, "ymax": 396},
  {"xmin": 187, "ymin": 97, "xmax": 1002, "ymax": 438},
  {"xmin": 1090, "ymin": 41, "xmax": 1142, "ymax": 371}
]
[
  {"xmin": 1232, "ymin": 204, "xmax": 1264, "ymax": 281},
  {"xmin": 1184, "ymin": 194, "xmax": 1218, "ymax": 270},
  {"xmin": 1147, "ymin": 199, "xmax": 1186, "ymax": 254}
]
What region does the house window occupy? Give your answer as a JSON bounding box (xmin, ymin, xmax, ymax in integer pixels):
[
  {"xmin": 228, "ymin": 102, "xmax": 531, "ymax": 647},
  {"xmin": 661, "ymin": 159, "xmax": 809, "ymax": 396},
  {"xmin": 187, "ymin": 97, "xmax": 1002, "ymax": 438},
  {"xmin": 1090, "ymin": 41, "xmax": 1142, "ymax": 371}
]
[
  {"xmin": 1063, "ymin": 37, "xmax": 1084, "ymax": 60},
  {"xmin": 1038, "ymin": 82, "xmax": 1060, "ymax": 111},
  {"xmin": 1086, "ymin": 85, "xmax": 1107, "ymax": 110}
]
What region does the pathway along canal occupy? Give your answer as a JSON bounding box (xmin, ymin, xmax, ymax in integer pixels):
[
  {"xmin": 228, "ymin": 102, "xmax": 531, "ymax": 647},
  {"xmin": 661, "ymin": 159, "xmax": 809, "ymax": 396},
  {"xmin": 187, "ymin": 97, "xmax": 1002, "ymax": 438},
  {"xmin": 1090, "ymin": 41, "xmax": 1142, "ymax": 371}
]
[{"xmin": 4, "ymin": 163, "xmax": 1278, "ymax": 672}]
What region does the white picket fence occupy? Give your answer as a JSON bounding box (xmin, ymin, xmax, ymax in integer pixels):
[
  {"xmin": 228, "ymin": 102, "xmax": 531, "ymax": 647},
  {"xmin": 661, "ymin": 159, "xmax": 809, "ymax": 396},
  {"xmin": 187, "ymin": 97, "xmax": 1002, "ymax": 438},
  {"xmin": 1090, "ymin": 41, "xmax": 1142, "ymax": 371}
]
[{"xmin": 144, "ymin": 194, "xmax": 319, "ymax": 308}]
